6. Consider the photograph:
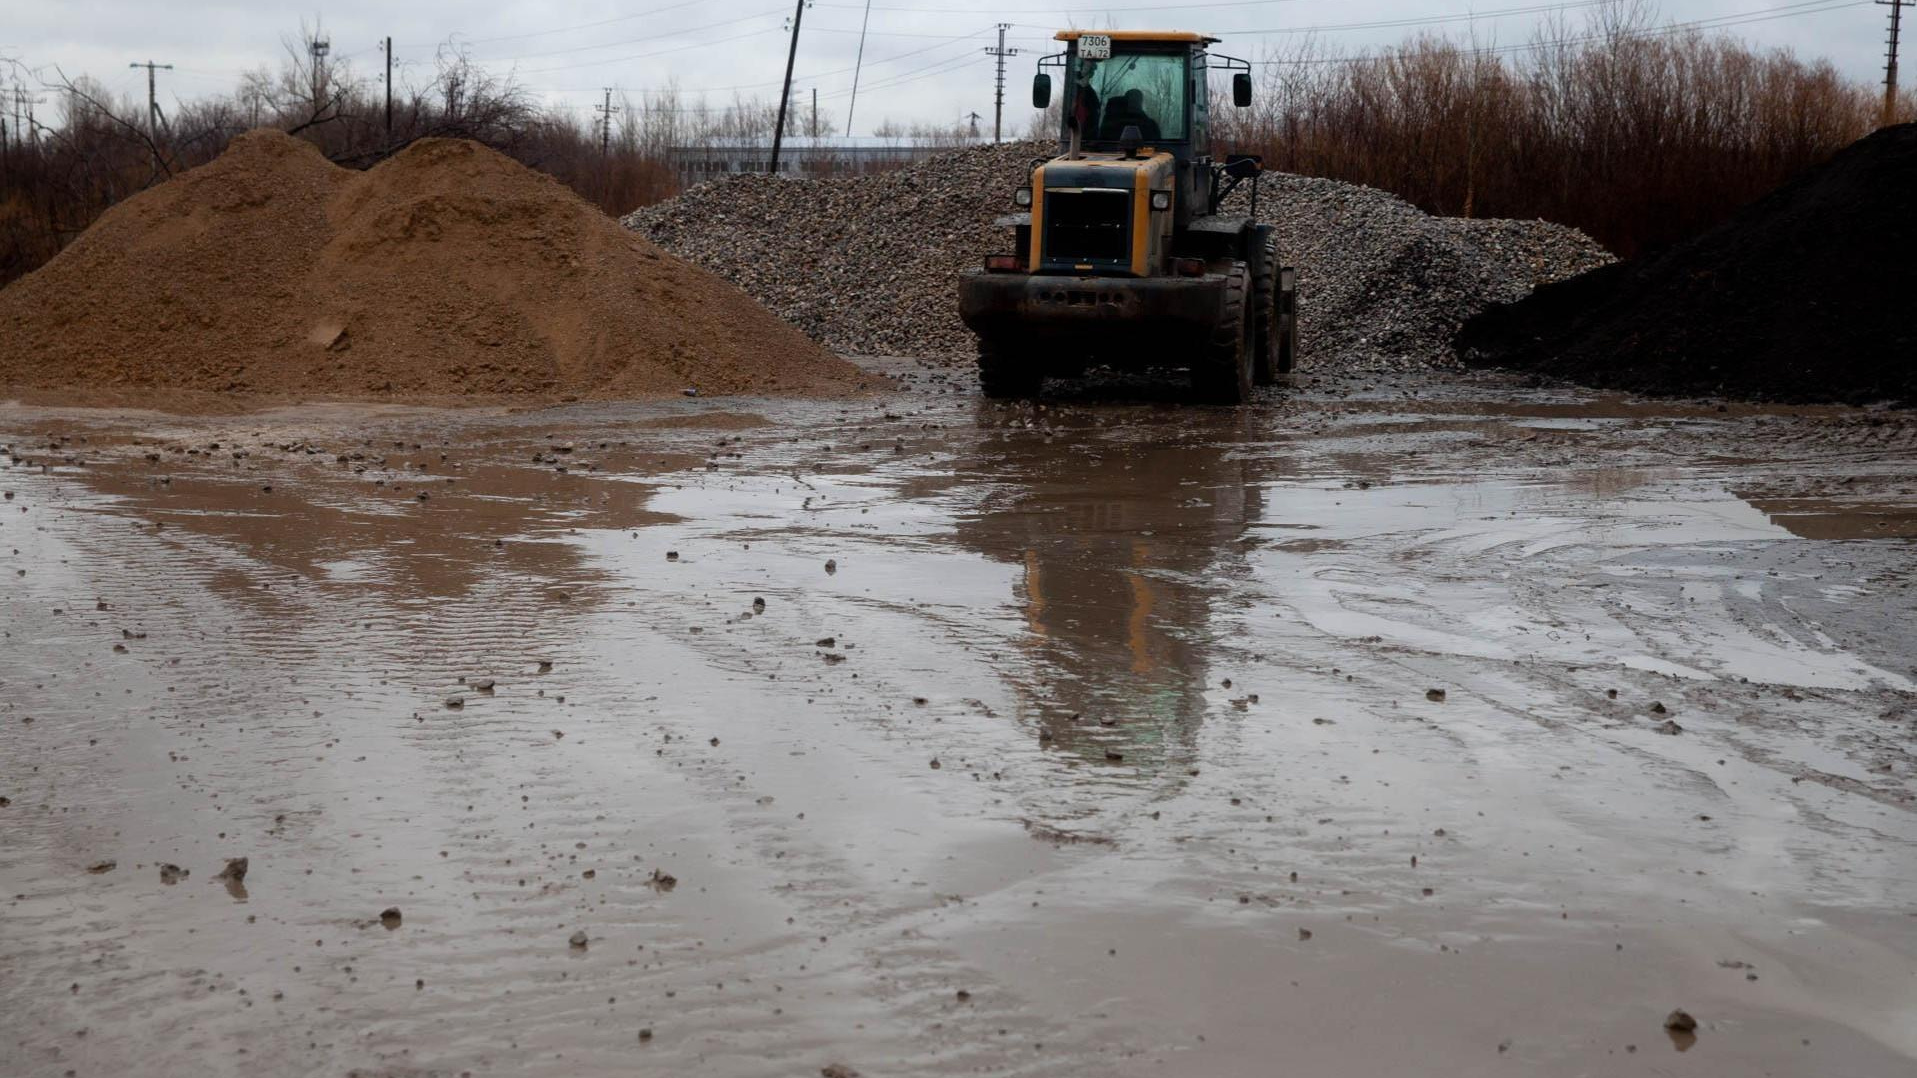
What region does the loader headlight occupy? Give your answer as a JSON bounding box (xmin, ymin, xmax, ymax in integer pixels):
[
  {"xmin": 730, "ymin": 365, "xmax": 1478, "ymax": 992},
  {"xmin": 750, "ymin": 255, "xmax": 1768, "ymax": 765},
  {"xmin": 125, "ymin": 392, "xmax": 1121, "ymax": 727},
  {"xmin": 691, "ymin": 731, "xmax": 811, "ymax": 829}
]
[
  {"xmin": 1150, "ymin": 191, "xmax": 1172, "ymax": 211},
  {"xmin": 1013, "ymin": 186, "xmax": 1033, "ymax": 208}
]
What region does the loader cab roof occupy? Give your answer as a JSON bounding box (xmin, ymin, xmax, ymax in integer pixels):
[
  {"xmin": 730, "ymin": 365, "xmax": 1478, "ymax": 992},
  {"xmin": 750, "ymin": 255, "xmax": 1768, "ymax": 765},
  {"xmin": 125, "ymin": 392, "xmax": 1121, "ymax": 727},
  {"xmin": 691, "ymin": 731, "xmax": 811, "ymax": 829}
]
[{"xmin": 1053, "ymin": 30, "xmax": 1220, "ymax": 45}]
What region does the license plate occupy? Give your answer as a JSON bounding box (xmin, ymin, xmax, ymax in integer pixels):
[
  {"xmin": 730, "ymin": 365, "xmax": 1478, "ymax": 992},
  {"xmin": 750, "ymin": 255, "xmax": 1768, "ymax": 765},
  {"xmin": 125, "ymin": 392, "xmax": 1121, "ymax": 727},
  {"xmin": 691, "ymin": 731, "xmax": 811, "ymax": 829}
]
[{"xmin": 1078, "ymin": 34, "xmax": 1112, "ymax": 60}]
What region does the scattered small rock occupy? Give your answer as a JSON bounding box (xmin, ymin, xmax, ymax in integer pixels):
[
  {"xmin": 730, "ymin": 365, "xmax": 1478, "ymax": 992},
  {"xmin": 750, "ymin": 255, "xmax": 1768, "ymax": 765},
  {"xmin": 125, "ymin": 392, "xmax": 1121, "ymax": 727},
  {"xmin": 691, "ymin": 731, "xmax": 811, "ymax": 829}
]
[
  {"xmin": 1655, "ymin": 719, "xmax": 1683, "ymax": 735},
  {"xmin": 569, "ymin": 929, "xmax": 589, "ymax": 949},
  {"xmin": 1426, "ymin": 688, "xmax": 1447, "ymax": 702},
  {"xmin": 216, "ymin": 857, "xmax": 248, "ymax": 883},
  {"xmin": 158, "ymin": 863, "xmax": 189, "ymax": 884},
  {"xmin": 1664, "ymin": 1009, "xmax": 1697, "ymax": 1033},
  {"xmin": 87, "ymin": 860, "xmax": 117, "ymax": 874},
  {"xmin": 379, "ymin": 906, "xmax": 402, "ymax": 929}
]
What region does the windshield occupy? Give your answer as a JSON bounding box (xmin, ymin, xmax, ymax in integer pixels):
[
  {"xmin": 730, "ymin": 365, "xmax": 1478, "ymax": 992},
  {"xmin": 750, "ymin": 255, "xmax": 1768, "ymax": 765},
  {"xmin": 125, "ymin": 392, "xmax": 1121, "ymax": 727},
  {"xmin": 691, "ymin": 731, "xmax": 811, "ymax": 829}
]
[{"xmin": 1068, "ymin": 50, "xmax": 1189, "ymax": 143}]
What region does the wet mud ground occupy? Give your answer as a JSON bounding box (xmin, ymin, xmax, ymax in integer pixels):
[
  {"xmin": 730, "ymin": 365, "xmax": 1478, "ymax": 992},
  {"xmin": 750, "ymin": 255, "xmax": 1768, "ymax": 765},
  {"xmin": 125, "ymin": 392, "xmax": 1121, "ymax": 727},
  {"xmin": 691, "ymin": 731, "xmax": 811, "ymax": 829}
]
[{"xmin": 2, "ymin": 362, "xmax": 1914, "ymax": 1077}]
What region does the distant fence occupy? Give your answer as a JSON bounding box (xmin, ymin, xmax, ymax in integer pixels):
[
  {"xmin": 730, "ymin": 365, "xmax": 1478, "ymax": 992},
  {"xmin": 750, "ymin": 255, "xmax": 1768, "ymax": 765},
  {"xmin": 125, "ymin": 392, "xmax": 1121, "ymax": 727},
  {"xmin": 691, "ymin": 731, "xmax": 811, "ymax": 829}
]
[{"xmin": 669, "ymin": 138, "xmax": 985, "ymax": 186}]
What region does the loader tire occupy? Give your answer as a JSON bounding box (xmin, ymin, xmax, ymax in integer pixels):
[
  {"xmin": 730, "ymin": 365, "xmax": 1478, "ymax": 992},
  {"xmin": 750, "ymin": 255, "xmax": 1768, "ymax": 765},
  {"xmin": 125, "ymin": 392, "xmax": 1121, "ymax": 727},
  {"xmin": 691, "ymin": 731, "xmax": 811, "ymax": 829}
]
[
  {"xmin": 1251, "ymin": 227, "xmax": 1281, "ymax": 385},
  {"xmin": 1193, "ymin": 262, "xmax": 1253, "ymax": 404},
  {"xmin": 976, "ymin": 337, "xmax": 1043, "ymax": 399},
  {"xmin": 1277, "ymin": 265, "xmax": 1299, "ymax": 374}
]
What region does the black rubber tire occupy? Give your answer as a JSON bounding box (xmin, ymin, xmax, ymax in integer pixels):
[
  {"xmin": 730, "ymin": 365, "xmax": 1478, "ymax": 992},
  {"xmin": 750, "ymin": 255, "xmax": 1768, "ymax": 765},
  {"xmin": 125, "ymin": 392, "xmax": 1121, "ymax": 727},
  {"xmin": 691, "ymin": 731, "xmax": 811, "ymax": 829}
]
[
  {"xmin": 1250, "ymin": 227, "xmax": 1281, "ymax": 385},
  {"xmin": 1192, "ymin": 262, "xmax": 1253, "ymax": 404},
  {"xmin": 1277, "ymin": 265, "xmax": 1299, "ymax": 374},
  {"xmin": 976, "ymin": 337, "xmax": 1043, "ymax": 399}
]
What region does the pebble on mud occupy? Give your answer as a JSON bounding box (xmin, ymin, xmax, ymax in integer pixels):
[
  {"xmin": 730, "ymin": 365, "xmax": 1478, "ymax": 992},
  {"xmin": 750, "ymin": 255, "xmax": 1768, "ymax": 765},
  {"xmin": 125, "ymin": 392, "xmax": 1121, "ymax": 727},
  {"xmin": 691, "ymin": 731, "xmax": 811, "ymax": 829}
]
[
  {"xmin": 821, "ymin": 1066, "xmax": 860, "ymax": 1078},
  {"xmin": 1426, "ymin": 688, "xmax": 1447, "ymax": 702},
  {"xmin": 379, "ymin": 906, "xmax": 402, "ymax": 929},
  {"xmin": 1655, "ymin": 719, "xmax": 1684, "ymax": 735},
  {"xmin": 569, "ymin": 929, "xmax": 589, "ymax": 949},
  {"xmin": 1663, "ymin": 1009, "xmax": 1698, "ymax": 1033},
  {"xmin": 929, "ymin": 758, "xmax": 942, "ymax": 769},
  {"xmin": 443, "ymin": 694, "xmax": 464, "ymax": 709},
  {"xmin": 1651, "ymin": 701, "xmax": 1668, "ymax": 714},
  {"xmin": 87, "ymin": 860, "xmax": 117, "ymax": 874},
  {"xmin": 216, "ymin": 857, "xmax": 248, "ymax": 883},
  {"xmin": 158, "ymin": 863, "xmax": 189, "ymax": 884},
  {"xmin": 824, "ymin": 558, "xmax": 837, "ymax": 575},
  {"xmin": 752, "ymin": 597, "xmax": 766, "ymax": 614},
  {"xmin": 815, "ymin": 637, "xmax": 836, "ymax": 648},
  {"xmin": 648, "ymin": 868, "xmax": 678, "ymax": 892}
]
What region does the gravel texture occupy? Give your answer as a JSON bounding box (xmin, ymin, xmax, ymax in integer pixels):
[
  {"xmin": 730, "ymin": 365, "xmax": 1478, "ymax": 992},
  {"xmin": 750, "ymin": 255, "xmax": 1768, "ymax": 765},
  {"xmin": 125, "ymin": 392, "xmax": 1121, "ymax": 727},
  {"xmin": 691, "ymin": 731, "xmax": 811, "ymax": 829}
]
[
  {"xmin": 626, "ymin": 141, "xmax": 1613, "ymax": 369},
  {"xmin": 1458, "ymin": 123, "xmax": 1917, "ymax": 405}
]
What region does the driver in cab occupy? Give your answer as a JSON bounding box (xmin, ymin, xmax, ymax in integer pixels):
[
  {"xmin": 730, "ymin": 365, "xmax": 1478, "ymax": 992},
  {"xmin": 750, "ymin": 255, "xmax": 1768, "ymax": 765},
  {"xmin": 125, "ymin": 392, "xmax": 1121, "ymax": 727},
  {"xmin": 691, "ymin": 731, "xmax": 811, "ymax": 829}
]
[{"xmin": 1098, "ymin": 89, "xmax": 1162, "ymax": 142}]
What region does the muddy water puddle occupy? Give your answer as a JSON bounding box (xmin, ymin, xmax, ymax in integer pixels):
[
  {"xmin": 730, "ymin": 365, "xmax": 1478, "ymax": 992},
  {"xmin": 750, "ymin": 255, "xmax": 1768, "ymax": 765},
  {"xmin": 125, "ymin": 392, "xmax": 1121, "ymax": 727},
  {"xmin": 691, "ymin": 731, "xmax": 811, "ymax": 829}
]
[{"xmin": 2, "ymin": 372, "xmax": 1914, "ymax": 1077}]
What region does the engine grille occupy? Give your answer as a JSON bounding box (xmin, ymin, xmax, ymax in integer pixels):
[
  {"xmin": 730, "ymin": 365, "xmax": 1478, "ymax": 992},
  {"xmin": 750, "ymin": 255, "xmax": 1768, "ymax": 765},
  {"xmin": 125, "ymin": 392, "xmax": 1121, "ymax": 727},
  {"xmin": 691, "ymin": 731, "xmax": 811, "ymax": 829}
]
[{"xmin": 1043, "ymin": 190, "xmax": 1131, "ymax": 265}]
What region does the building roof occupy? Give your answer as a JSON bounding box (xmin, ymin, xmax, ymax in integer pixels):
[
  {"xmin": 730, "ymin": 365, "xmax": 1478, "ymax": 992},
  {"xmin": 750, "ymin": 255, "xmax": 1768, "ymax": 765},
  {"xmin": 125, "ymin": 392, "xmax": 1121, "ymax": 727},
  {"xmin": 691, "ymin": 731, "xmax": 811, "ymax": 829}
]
[{"xmin": 1052, "ymin": 30, "xmax": 1219, "ymax": 44}]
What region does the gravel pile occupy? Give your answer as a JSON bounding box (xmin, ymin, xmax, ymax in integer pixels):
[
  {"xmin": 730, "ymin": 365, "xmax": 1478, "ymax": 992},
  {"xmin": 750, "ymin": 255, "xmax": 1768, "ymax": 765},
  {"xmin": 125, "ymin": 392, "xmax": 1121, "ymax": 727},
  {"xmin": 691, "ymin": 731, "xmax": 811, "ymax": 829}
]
[
  {"xmin": 1458, "ymin": 123, "xmax": 1917, "ymax": 405},
  {"xmin": 627, "ymin": 141, "xmax": 1613, "ymax": 369}
]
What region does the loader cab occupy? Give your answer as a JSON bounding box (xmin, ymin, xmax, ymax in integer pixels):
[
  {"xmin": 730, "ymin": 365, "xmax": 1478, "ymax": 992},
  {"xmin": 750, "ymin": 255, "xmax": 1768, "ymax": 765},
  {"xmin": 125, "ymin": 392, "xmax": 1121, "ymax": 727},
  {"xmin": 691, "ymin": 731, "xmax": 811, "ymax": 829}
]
[{"xmin": 1032, "ymin": 32, "xmax": 1253, "ymax": 236}]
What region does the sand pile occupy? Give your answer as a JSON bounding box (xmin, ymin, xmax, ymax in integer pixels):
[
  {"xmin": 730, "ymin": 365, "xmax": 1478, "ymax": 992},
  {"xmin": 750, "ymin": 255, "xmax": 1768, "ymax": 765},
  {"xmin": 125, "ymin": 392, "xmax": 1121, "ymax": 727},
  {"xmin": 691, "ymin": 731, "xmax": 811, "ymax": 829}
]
[
  {"xmin": 1457, "ymin": 124, "xmax": 1917, "ymax": 405},
  {"xmin": 0, "ymin": 130, "xmax": 865, "ymax": 404}
]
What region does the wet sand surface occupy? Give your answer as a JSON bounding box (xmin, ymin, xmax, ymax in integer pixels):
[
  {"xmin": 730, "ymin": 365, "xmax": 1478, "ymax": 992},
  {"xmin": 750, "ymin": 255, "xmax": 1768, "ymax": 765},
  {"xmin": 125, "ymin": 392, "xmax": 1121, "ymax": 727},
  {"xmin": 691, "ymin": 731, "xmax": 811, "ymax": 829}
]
[{"xmin": 3, "ymin": 365, "xmax": 1914, "ymax": 1077}]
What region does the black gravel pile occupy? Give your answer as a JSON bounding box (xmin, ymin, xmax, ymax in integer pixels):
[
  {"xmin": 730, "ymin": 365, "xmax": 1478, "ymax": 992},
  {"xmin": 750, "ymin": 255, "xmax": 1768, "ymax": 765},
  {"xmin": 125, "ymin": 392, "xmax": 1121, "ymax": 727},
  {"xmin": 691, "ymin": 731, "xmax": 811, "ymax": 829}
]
[{"xmin": 1456, "ymin": 124, "xmax": 1917, "ymax": 406}]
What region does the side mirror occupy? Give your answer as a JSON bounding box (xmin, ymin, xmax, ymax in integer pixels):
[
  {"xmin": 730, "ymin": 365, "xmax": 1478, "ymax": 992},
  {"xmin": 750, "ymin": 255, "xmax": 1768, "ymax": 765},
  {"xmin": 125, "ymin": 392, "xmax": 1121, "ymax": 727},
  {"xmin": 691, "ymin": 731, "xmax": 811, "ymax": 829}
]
[
  {"xmin": 1033, "ymin": 73, "xmax": 1052, "ymax": 109},
  {"xmin": 1233, "ymin": 72, "xmax": 1252, "ymax": 108}
]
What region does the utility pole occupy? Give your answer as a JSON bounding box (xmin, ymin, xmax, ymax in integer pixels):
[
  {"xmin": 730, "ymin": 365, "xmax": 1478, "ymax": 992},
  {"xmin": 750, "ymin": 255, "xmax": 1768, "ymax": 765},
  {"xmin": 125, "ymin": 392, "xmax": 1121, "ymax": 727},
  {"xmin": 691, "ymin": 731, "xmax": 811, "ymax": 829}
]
[
  {"xmin": 769, "ymin": 0, "xmax": 809, "ymax": 174},
  {"xmin": 308, "ymin": 33, "xmax": 331, "ymax": 115},
  {"xmin": 982, "ymin": 24, "xmax": 1020, "ymax": 143},
  {"xmin": 966, "ymin": 111, "xmax": 982, "ymax": 139},
  {"xmin": 596, "ymin": 89, "xmax": 621, "ymax": 156},
  {"xmin": 845, "ymin": 0, "xmax": 873, "ymax": 137},
  {"xmin": 128, "ymin": 61, "xmax": 173, "ymax": 143},
  {"xmin": 383, "ymin": 36, "xmax": 393, "ymax": 140},
  {"xmin": 1883, "ymin": 0, "xmax": 1913, "ymax": 126},
  {"xmin": 810, "ymin": 87, "xmax": 818, "ymax": 138}
]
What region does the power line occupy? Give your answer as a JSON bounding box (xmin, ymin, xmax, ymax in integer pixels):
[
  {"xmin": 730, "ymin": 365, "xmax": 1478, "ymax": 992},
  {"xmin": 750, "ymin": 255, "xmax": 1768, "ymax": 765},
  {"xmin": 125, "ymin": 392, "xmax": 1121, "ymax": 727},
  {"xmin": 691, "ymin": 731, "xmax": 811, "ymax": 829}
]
[
  {"xmin": 474, "ymin": 7, "xmax": 788, "ymax": 64},
  {"xmin": 1255, "ymin": 0, "xmax": 1872, "ymax": 65}
]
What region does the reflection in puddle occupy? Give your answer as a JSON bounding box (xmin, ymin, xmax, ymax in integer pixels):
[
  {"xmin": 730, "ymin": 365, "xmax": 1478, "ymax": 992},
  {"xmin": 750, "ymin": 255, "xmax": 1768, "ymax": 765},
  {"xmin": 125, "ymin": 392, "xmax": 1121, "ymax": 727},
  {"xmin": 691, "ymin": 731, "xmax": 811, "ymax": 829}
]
[{"xmin": 1743, "ymin": 497, "xmax": 1917, "ymax": 540}]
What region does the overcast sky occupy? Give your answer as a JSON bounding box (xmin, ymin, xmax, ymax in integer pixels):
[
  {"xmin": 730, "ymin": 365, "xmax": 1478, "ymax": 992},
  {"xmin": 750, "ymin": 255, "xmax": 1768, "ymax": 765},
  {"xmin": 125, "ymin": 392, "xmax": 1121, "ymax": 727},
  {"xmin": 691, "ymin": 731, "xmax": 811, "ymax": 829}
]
[{"xmin": 0, "ymin": 0, "xmax": 1893, "ymax": 137}]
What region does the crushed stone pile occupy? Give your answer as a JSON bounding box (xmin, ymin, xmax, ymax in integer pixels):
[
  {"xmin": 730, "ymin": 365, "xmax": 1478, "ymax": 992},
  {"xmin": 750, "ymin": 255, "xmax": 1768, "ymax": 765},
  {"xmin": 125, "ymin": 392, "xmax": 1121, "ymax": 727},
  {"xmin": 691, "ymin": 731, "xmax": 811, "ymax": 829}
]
[
  {"xmin": 626, "ymin": 141, "xmax": 1612, "ymax": 367},
  {"xmin": 1457, "ymin": 124, "xmax": 1917, "ymax": 406},
  {"xmin": 0, "ymin": 130, "xmax": 865, "ymax": 405}
]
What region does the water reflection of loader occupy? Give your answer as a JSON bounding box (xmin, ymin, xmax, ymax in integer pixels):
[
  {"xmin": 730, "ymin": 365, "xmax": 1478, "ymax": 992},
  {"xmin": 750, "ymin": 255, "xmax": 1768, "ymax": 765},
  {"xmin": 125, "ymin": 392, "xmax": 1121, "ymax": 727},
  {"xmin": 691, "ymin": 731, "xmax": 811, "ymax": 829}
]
[{"xmin": 951, "ymin": 414, "xmax": 1268, "ymax": 773}]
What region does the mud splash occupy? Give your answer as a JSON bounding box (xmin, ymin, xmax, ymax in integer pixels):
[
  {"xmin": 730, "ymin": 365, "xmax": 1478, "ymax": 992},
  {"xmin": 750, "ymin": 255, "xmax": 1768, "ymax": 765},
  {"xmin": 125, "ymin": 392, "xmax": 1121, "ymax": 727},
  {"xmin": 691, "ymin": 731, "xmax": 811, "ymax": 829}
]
[{"xmin": 2, "ymin": 369, "xmax": 1913, "ymax": 1077}]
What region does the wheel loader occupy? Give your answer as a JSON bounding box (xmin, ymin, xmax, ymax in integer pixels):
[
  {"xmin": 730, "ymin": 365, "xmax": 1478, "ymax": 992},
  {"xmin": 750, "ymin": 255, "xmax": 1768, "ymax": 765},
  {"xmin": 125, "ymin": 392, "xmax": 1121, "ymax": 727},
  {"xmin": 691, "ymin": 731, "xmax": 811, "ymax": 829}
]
[{"xmin": 957, "ymin": 30, "xmax": 1298, "ymax": 403}]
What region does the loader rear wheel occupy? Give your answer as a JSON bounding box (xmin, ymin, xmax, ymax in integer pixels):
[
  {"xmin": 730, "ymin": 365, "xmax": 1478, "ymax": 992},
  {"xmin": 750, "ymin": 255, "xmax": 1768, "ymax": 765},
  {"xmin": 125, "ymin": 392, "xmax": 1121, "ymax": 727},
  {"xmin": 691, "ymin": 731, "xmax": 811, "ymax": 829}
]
[
  {"xmin": 1251, "ymin": 227, "xmax": 1281, "ymax": 385},
  {"xmin": 1193, "ymin": 262, "xmax": 1254, "ymax": 404},
  {"xmin": 1277, "ymin": 265, "xmax": 1299, "ymax": 374},
  {"xmin": 976, "ymin": 337, "xmax": 1043, "ymax": 399}
]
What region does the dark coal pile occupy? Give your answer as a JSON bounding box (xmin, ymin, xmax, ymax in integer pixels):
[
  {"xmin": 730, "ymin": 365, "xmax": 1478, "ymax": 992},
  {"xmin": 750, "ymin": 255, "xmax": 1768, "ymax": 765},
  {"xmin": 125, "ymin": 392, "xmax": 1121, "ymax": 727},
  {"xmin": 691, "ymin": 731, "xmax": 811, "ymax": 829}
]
[
  {"xmin": 1457, "ymin": 124, "xmax": 1917, "ymax": 406},
  {"xmin": 627, "ymin": 142, "xmax": 1611, "ymax": 369}
]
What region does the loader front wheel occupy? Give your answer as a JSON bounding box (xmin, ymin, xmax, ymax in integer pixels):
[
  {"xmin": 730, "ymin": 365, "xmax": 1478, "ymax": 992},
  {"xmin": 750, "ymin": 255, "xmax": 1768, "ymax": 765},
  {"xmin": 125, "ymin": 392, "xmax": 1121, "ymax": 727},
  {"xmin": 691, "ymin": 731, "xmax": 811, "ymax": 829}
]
[
  {"xmin": 1251, "ymin": 227, "xmax": 1281, "ymax": 385},
  {"xmin": 1193, "ymin": 262, "xmax": 1254, "ymax": 404},
  {"xmin": 977, "ymin": 337, "xmax": 1043, "ymax": 399}
]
